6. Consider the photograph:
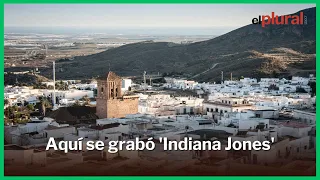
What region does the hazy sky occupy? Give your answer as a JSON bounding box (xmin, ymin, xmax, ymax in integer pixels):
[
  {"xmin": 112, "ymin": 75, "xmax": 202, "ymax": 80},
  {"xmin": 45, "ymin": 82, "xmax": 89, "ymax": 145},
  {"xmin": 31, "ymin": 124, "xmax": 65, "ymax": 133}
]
[{"xmin": 4, "ymin": 4, "xmax": 316, "ymax": 35}]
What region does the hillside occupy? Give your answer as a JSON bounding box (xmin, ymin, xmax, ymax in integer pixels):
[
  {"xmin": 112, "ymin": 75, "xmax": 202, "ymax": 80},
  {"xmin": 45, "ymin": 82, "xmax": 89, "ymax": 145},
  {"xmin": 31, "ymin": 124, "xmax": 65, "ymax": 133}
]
[
  {"xmin": 4, "ymin": 73, "xmax": 49, "ymax": 86},
  {"xmin": 48, "ymin": 7, "xmax": 316, "ymax": 82}
]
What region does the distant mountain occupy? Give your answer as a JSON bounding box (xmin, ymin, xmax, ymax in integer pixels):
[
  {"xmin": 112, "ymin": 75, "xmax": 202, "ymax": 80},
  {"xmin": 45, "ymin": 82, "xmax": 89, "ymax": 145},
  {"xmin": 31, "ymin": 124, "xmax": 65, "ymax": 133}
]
[{"xmin": 50, "ymin": 7, "xmax": 316, "ymax": 82}]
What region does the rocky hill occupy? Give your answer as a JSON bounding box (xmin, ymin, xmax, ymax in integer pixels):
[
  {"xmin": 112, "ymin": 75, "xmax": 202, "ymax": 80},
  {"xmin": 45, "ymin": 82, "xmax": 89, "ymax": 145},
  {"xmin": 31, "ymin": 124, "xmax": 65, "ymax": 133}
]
[{"xmin": 48, "ymin": 7, "xmax": 316, "ymax": 82}]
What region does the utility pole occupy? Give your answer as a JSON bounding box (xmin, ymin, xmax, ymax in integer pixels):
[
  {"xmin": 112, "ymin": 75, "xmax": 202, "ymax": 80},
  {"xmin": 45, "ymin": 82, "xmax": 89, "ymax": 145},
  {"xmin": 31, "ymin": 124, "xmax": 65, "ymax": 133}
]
[
  {"xmin": 53, "ymin": 61, "xmax": 56, "ymax": 107},
  {"xmin": 143, "ymin": 71, "xmax": 146, "ymax": 92},
  {"xmin": 221, "ymin": 71, "xmax": 224, "ymax": 84}
]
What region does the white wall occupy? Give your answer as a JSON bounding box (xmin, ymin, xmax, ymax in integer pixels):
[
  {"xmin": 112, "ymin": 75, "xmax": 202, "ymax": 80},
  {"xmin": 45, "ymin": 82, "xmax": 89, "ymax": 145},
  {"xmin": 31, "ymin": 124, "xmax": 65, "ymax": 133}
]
[
  {"xmin": 44, "ymin": 126, "xmax": 76, "ymax": 139},
  {"xmin": 293, "ymin": 110, "xmax": 316, "ymax": 125},
  {"xmin": 278, "ymin": 126, "xmax": 311, "ymax": 138}
]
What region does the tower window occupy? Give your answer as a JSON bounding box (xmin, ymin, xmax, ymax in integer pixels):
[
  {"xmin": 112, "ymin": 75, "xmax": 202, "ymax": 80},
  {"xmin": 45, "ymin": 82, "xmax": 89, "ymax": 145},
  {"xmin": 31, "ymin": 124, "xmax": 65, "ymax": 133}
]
[{"xmin": 111, "ymin": 89, "xmax": 114, "ymax": 97}]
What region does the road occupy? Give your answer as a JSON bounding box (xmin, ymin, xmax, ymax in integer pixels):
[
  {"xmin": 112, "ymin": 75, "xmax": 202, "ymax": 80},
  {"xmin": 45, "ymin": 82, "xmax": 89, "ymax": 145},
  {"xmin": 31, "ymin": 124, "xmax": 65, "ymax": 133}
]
[{"xmin": 191, "ymin": 63, "xmax": 219, "ymax": 79}]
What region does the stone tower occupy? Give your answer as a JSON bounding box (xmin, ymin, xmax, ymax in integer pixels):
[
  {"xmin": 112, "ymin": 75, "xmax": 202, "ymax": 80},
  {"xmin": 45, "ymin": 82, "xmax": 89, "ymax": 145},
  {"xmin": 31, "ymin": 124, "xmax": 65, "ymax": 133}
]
[
  {"xmin": 100, "ymin": 71, "xmax": 122, "ymax": 100},
  {"xmin": 96, "ymin": 71, "xmax": 138, "ymax": 119}
]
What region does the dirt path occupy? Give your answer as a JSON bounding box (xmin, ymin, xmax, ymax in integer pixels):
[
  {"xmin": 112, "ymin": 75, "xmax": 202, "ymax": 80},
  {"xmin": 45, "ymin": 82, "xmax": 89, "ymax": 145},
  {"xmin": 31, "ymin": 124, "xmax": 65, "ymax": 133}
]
[{"xmin": 191, "ymin": 63, "xmax": 219, "ymax": 78}]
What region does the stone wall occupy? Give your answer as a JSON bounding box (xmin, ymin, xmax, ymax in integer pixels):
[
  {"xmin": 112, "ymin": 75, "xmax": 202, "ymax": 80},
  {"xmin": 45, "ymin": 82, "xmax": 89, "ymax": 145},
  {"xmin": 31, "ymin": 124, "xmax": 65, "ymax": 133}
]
[
  {"xmin": 106, "ymin": 97, "xmax": 139, "ymax": 118},
  {"xmin": 96, "ymin": 98, "xmax": 108, "ymax": 118}
]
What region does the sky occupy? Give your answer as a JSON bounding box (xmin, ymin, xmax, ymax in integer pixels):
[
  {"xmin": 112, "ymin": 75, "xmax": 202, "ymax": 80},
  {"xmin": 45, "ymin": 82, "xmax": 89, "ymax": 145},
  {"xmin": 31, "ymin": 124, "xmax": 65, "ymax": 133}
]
[{"xmin": 4, "ymin": 4, "xmax": 316, "ymax": 35}]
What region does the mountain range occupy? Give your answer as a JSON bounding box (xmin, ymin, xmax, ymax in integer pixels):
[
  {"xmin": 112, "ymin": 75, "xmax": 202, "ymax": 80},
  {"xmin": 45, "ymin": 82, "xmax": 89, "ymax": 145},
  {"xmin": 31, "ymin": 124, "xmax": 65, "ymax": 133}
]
[{"xmin": 50, "ymin": 7, "xmax": 316, "ymax": 82}]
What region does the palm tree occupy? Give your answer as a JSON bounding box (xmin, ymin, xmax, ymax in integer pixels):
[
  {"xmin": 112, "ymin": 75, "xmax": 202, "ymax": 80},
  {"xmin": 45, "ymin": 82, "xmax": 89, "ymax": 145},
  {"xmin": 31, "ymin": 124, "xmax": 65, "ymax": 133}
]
[
  {"xmin": 39, "ymin": 97, "xmax": 51, "ymax": 116},
  {"xmin": 5, "ymin": 106, "xmax": 16, "ymax": 119}
]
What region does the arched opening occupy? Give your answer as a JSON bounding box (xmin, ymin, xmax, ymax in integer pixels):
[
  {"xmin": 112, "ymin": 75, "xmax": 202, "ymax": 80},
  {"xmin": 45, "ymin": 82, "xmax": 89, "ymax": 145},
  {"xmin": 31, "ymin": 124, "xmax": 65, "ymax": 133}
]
[{"xmin": 111, "ymin": 89, "xmax": 114, "ymax": 98}]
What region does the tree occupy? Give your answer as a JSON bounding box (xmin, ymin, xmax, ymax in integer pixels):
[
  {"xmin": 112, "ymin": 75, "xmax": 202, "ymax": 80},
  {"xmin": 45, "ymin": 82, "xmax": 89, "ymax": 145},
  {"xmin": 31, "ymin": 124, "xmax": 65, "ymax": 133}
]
[
  {"xmin": 268, "ymin": 84, "xmax": 279, "ymax": 90},
  {"xmin": 39, "ymin": 97, "xmax": 51, "ymax": 116},
  {"xmin": 308, "ymin": 81, "xmax": 316, "ymax": 96},
  {"xmin": 56, "ymin": 80, "xmax": 68, "ymax": 90},
  {"xmin": 5, "ymin": 106, "xmax": 14, "ymax": 119},
  {"xmin": 4, "ymin": 105, "xmax": 19, "ymax": 119},
  {"xmin": 13, "ymin": 105, "xmax": 19, "ymax": 112},
  {"xmin": 80, "ymin": 95, "xmax": 90, "ymax": 105},
  {"xmin": 26, "ymin": 104, "xmax": 35, "ymax": 111},
  {"xmin": 4, "ymin": 99, "xmax": 9, "ymax": 106},
  {"xmin": 272, "ymin": 71, "xmax": 279, "ymax": 78}
]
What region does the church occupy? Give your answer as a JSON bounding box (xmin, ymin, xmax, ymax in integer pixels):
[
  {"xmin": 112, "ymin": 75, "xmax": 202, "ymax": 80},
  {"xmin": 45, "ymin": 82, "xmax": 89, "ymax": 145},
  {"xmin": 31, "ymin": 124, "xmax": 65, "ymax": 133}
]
[{"xmin": 96, "ymin": 71, "xmax": 139, "ymax": 119}]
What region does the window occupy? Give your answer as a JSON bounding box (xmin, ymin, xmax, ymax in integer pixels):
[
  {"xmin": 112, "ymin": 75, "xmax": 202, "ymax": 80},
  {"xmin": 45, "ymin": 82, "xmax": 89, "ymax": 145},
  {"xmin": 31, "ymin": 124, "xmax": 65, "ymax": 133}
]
[
  {"xmin": 111, "ymin": 89, "xmax": 114, "ymax": 97},
  {"xmin": 207, "ymin": 108, "xmax": 209, "ymax": 112},
  {"xmin": 304, "ymin": 146, "xmax": 307, "ymax": 150},
  {"xmin": 211, "ymin": 108, "xmax": 213, "ymax": 112},
  {"xmin": 215, "ymin": 108, "xmax": 218, "ymax": 112}
]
